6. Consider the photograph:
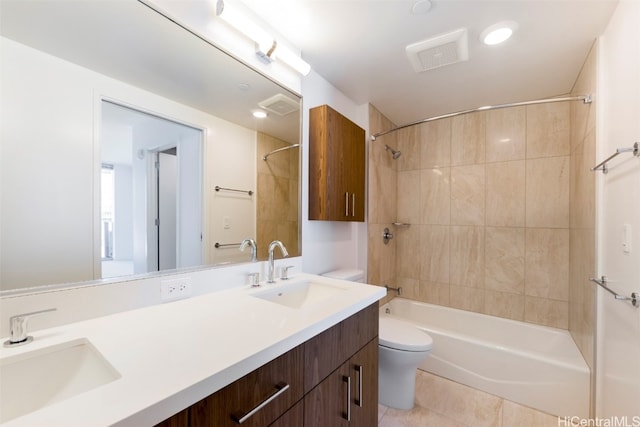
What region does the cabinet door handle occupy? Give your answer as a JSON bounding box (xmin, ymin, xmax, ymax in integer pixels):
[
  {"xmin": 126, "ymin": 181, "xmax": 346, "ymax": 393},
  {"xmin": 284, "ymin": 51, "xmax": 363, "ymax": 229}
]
[
  {"xmin": 351, "ymin": 193, "xmax": 356, "ymax": 217},
  {"xmin": 232, "ymin": 382, "xmax": 290, "ymax": 424},
  {"xmin": 345, "ymin": 192, "xmax": 349, "ymax": 216},
  {"xmin": 355, "ymin": 364, "xmax": 363, "ymax": 407},
  {"xmin": 343, "ymin": 375, "xmax": 351, "ymax": 421}
]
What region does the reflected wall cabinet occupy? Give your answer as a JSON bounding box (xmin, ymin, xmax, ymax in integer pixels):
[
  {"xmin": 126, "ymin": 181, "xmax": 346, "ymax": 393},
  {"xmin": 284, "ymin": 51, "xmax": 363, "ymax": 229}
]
[{"xmin": 309, "ymin": 105, "xmax": 365, "ymax": 222}]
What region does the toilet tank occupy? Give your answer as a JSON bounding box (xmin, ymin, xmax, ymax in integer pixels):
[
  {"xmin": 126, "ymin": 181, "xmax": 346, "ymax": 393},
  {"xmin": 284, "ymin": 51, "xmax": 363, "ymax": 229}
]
[{"xmin": 321, "ymin": 268, "xmax": 365, "ymax": 283}]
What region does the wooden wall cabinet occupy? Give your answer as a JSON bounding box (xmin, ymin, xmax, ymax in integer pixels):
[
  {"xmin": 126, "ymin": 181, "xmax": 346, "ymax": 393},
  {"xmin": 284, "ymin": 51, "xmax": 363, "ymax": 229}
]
[
  {"xmin": 309, "ymin": 104, "xmax": 366, "ymax": 222},
  {"xmin": 155, "ymin": 304, "xmax": 378, "ymax": 427}
]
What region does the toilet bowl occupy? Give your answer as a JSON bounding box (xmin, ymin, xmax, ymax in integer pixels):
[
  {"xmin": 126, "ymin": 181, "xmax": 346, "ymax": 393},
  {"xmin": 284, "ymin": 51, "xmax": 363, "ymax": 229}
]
[
  {"xmin": 379, "ymin": 317, "xmax": 432, "ymax": 409},
  {"xmin": 321, "ymin": 269, "xmax": 433, "ymax": 410}
]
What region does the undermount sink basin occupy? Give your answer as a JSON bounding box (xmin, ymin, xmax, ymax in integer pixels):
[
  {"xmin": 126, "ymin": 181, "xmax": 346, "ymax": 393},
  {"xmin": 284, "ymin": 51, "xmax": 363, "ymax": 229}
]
[
  {"xmin": 0, "ymin": 338, "xmax": 120, "ymax": 423},
  {"xmin": 251, "ymin": 280, "xmax": 348, "ymax": 309}
]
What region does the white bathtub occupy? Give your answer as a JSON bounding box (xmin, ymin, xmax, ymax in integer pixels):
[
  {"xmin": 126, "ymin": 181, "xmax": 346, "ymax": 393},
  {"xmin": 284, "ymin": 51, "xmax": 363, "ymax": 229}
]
[{"xmin": 381, "ymin": 298, "xmax": 589, "ymax": 418}]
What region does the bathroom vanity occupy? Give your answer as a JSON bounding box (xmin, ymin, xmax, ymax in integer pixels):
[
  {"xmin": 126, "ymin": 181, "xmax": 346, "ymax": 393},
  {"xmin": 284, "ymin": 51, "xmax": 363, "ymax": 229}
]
[
  {"xmin": 156, "ymin": 303, "xmax": 378, "ymax": 427},
  {"xmin": 0, "ymin": 274, "xmax": 383, "ymax": 426}
]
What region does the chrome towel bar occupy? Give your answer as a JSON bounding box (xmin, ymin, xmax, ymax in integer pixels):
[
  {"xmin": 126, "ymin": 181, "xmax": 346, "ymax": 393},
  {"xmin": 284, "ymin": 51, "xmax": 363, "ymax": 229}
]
[
  {"xmin": 215, "ymin": 185, "xmax": 253, "ymax": 196},
  {"xmin": 591, "ymin": 142, "xmax": 639, "ymax": 174},
  {"xmin": 589, "ymin": 276, "xmax": 639, "ymax": 307}
]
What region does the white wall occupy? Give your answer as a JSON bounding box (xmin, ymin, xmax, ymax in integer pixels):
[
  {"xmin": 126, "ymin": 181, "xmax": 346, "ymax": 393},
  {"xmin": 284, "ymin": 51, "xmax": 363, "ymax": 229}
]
[
  {"xmin": 0, "ymin": 37, "xmax": 261, "ymax": 289},
  {"xmin": 207, "ymin": 127, "xmax": 257, "ymax": 265},
  {"xmin": 596, "ymin": 0, "xmax": 640, "ymax": 418},
  {"xmin": 300, "ymin": 71, "xmax": 369, "ymax": 276}
]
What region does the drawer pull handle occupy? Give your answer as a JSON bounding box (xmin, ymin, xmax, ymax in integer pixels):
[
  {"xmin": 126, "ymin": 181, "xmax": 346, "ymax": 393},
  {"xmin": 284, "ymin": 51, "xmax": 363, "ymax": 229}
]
[
  {"xmin": 343, "ymin": 375, "xmax": 351, "ymax": 421},
  {"xmin": 355, "ymin": 365, "xmax": 363, "ymax": 407},
  {"xmin": 232, "ymin": 382, "xmax": 290, "ymax": 424}
]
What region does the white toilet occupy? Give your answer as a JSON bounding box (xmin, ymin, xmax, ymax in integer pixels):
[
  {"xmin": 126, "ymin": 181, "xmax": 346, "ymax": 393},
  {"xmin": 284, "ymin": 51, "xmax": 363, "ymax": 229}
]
[{"xmin": 321, "ymin": 269, "xmax": 433, "ymax": 410}]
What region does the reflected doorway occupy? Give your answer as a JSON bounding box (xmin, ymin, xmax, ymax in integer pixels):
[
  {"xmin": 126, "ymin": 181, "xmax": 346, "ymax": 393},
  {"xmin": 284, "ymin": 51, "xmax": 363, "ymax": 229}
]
[{"xmin": 100, "ymin": 101, "xmax": 203, "ymax": 279}]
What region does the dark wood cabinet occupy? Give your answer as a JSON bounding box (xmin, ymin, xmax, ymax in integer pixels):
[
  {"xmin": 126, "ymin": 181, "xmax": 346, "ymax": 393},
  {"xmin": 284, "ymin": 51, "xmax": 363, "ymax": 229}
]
[
  {"xmin": 190, "ymin": 345, "xmax": 304, "ymax": 427},
  {"xmin": 155, "ymin": 303, "xmax": 378, "ymax": 427},
  {"xmin": 309, "ymin": 104, "xmax": 366, "ymax": 222},
  {"xmin": 349, "ymin": 339, "xmax": 379, "ymax": 427}
]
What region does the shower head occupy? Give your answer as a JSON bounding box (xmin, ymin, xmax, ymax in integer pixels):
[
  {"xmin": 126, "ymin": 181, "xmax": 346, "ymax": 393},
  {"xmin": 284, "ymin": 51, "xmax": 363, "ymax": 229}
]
[{"xmin": 385, "ymin": 144, "xmax": 402, "ymax": 159}]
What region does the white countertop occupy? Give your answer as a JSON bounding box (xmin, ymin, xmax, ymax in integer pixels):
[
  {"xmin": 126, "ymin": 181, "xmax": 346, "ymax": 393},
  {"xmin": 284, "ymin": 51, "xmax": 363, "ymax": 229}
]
[{"xmin": 0, "ymin": 274, "xmax": 385, "ymax": 427}]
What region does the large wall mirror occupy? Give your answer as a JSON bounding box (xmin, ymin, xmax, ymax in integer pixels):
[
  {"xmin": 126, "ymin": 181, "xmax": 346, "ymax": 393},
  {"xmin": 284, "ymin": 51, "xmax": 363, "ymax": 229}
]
[{"xmin": 0, "ymin": 0, "xmax": 301, "ymax": 293}]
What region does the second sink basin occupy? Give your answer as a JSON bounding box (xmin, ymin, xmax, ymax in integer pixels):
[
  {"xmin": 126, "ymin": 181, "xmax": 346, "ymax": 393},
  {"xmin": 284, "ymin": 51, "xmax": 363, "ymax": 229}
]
[
  {"xmin": 0, "ymin": 338, "xmax": 120, "ymax": 423},
  {"xmin": 251, "ymin": 280, "xmax": 348, "ymax": 309}
]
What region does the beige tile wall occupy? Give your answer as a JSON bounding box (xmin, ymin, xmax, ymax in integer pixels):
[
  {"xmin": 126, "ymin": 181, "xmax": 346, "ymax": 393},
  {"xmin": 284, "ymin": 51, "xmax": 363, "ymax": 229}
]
[
  {"xmin": 368, "ymin": 105, "xmax": 398, "ymax": 304},
  {"xmin": 256, "ymin": 132, "xmax": 299, "ymax": 260},
  {"xmin": 569, "ymin": 42, "xmax": 597, "ymax": 410},
  {"xmin": 371, "ymin": 100, "xmax": 577, "ymax": 329}
]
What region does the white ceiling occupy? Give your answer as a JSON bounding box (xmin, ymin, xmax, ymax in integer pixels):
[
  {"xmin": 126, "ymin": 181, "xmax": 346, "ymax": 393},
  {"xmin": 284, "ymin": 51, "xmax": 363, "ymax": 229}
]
[{"xmin": 241, "ymin": 0, "xmax": 618, "ymax": 125}]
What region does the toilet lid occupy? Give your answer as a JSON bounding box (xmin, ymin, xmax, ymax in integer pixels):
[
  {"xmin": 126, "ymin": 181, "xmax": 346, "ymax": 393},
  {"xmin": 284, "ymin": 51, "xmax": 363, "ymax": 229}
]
[{"xmin": 379, "ymin": 317, "xmax": 433, "ymax": 352}]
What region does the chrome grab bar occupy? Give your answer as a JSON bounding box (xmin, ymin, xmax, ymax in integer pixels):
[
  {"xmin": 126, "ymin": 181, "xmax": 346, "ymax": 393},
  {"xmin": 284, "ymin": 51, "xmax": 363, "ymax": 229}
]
[
  {"xmin": 590, "ymin": 276, "xmax": 639, "ymax": 308},
  {"xmin": 232, "ymin": 382, "xmax": 290, "ymax": 424}
]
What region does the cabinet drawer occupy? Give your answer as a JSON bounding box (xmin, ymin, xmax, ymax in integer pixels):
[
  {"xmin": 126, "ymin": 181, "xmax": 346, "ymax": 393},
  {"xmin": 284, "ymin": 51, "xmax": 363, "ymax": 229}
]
[
  {"xmin": 304, "ymin": 303, "xmax": 378, "ymax": 392},
  {"xmin": 191, "ymin": 345, "xmax": 304, "ymax": 427}
]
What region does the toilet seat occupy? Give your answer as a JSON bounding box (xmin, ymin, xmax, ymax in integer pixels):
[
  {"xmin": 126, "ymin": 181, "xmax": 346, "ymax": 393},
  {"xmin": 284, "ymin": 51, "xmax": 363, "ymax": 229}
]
[{"xmin": 379, "ymin": 317, "xmax": 433, "ymax": 352}]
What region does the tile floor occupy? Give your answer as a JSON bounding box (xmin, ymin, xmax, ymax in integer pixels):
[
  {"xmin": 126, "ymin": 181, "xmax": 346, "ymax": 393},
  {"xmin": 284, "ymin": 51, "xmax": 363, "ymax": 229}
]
[{"xmin": 378, "ymin": 370, "xmax": 559, "ymax": 427}]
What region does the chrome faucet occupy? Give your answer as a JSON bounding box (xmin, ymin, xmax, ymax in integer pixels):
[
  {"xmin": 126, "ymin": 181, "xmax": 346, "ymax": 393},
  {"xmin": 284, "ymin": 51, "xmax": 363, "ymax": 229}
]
[
  {"xmin": 4, "ymin": 308, "xmax": 57, "ymax": 347},
  {"xmin": 239, "ymin": 238, "xmax": 258, "ymax": 262},
  {"xmin": 267, "ymin": 240, "xmax": 289, "ymax": 283}
]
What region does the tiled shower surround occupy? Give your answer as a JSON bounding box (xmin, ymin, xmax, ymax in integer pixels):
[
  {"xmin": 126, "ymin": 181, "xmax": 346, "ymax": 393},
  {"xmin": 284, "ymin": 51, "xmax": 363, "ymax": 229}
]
[
  {"xmin": 370, "ymin": 100, "xmax": 574, "ymax": 328},
  {"xmin": 256, "ymin": 132, "xmax": 300, "ymax": 260},
  {"xmin": 368, "ymin": 42, "xmax": 596, "ymax": 335}
]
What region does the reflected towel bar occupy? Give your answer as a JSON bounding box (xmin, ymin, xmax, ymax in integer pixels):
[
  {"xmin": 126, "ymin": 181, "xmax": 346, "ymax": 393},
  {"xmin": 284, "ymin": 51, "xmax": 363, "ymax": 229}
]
[
  {"xmin": 215, "ymin": 186, "xmax": 253, "ymax": 196},
  {"xmin": 591, "ymin": 142, "xmax": 639, "ymax": 174},
  {"xmin": 590, "ymin": 276, "xmax": 639, "ymax": 307},
  {"xmin": 215, "ymin": 242, "xmax": 242, "ymax": 248}
]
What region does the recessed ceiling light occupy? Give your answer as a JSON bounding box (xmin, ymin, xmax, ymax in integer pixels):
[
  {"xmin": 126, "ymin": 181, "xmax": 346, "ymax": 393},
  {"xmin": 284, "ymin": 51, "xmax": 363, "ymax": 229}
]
[
  {"xmin": 481, "ymin": 21, "xmax": 518, "ymax": 45},
  {"xmin": 252, "ymin": 110, "xmax": 268, "ymax": 119}
]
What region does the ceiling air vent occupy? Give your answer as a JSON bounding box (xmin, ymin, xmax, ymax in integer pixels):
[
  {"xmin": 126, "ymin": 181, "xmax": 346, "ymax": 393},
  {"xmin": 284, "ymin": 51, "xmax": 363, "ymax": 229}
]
[
  {"xmin": 258, "ymin": 94, "xmax": 300, "ymax": 116},
  {"xmin": 406, "ymin": 28, "xmax": 469, "ymax": 73}
]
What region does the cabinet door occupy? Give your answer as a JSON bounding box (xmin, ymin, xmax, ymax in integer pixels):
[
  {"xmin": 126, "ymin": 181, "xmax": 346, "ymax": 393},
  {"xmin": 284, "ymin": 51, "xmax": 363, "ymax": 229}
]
[
  {"xmin": 190, "ymin": 345, "xmax": 303, "ymax": 427},
  {"xmin": 309, "ymin": 105, "xmax": 365, "ymax": 222},
  {"xmin": 304, "ymin": 362, "xmax": 350, "ymax": 427},
  {"xmin": 268, "ymin": 400, "xmax": 303, "ymax": 427},
  {"xmin": 304, "ymin": 303, "xmax": 378, "ymax": 393},
  {"xmin": 343, "ymin": 116, "xmax": 365, "ymax": 222},
  {"xmin": 349, "ymin": 338, "xmax": 379, "ymax": 427}
]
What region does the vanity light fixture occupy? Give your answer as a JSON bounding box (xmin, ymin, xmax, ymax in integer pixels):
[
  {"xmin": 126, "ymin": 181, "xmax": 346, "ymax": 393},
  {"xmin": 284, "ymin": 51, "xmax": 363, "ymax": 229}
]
[
  {"xmin": 480, "ymin": 21, "xmax": 518, "ymax": 45},
  {"xmin": 216, "ymin": 0, "xmax": 311, "ymax": 76}
]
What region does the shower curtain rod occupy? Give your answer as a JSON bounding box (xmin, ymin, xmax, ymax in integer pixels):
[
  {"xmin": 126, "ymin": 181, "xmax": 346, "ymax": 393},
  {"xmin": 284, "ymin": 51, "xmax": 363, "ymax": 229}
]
[
  {"xmin": 263, "ymin": 143, "xmax": 300, "ymax": 161},
  {"xmin": 370, "ymin": 94, "xmax": 592, "ymax": 141}
]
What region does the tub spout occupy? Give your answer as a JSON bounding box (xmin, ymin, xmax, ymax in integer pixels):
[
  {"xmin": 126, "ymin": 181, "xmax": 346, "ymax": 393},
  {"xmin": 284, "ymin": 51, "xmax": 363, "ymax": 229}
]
[{"xmin": 385, "ymin": 285, "xmax": 402, "ymax": 296}]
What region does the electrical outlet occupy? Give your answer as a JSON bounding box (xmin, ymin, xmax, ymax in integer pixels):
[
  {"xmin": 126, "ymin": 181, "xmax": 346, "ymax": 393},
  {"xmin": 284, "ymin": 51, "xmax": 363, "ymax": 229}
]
[{"xmin": 161, "ymin": 277, "xmax": 192, "ymax": 301}]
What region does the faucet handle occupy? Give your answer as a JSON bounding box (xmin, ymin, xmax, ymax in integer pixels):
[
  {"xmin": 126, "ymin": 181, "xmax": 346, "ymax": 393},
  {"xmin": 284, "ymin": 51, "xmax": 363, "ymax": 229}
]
[
  {"xmin": 280, "ymin": 265, "xmax": 295, "ymax": 280},
  {"xmin": 4, "ymin": 308, "xmax": 57, "ymax": 347},
  {"xmin": 247, "ymin": 272, "xmax": 261, "ymax": 287}
]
